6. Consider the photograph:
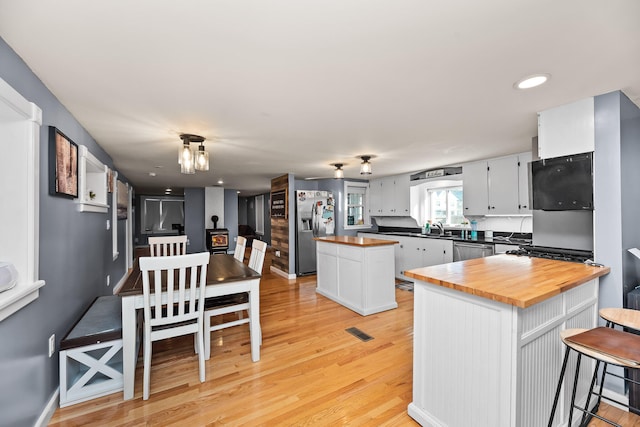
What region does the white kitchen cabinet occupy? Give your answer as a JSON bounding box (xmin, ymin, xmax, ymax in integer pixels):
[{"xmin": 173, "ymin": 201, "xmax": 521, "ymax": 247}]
[
  {"xmin": 537, "ymin": 97, "xmax": 594, "ymax": 159},
  {"xmin": 518, "ymin": 151, "xmax": 532, "ymax": 213},
  {"xmin": 402, "ymin": 238, "xmax": 452, "ymax": 278},
  {"xmin": 369, "ymin": 174, "xmax": 410, "ymax": 216},
  {"xmin": 357, "ymin": 233, "xmax": 452, "ymax": 280},
  {"xmin": 369, "ymin": 178, "xmax": 383, "ymax": 215},
  {"xmin": 390, "ymin": 174, "xmax": 410, "ymax": 216},
  {"xmin": 462, "ymin": 160, "xmax": 489, "ymax": 215},
  {"xmin": 463, "ymin": 153, "xmax": 530, "ymax": 216},
  {"xmin": 316, "ymin": 239, "xmax": 397, "ymax": 316},
  {"xmin": 488, "ymin": 156, "xmax": 519, "ymax": 214},
  {"xmin": 358, "ymin": 233, "xmax": 403, "ymax": 278}
]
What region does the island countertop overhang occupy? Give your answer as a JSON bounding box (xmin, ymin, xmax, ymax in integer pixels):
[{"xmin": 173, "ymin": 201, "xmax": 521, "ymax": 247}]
[{"xmin": 404, "ymin": 254, "xmax": 610, "ymax": 308}]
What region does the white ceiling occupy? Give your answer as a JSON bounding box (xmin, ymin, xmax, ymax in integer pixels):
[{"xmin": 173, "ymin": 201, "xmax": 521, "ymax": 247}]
[{"xmin": 1, "ymin": 0, "xmax": 639, "ymax": 196}]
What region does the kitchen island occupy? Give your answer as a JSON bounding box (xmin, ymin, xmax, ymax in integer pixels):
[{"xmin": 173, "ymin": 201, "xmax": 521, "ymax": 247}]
[
  {"xmin": 404, "ymin": 254, "xmax": 610, "ymax": 427},
  {"xmin": 315, "ymin": 236, "xmax": 398, "ymax": 315}
]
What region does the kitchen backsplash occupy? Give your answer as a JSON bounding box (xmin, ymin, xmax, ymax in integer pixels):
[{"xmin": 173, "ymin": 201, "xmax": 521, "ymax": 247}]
[
  {"xmin": 472, "ymin": 216, "xmax": 532, "ymax": 234},
  {"xmin": 372, "ymin": 215, "xmax": 532, "ymax": 234}
]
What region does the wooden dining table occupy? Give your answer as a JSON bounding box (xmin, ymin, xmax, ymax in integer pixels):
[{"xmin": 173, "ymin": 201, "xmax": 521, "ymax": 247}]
[{"xmin": 115, "ymin": 252, "xmax": 261, "ymax": 401}]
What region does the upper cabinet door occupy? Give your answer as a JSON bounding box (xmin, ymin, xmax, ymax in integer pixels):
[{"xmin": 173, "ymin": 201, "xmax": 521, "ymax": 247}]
[
  {"xmin": 518, "ymin": 152, "xmax": 532, "ymax": 213},
  {"xmin": 462, "ymin": 160, "xmax": 489, "ymax": 216},
  {"xmin": 393, "ymin": 173, "xmax": 411, "ymax": 216},
  {"xmin": 381, "ymin": 177, "xmax": 396, "ymax": 215},
  {"xmin": 537, "ymin": 97, "xmax": 595, "ymax": 159},
  {"xmin": 487, "ymin": 156, "xmax": 519, "ymax": 215},
  {"xmin": 369, "ymin": 178, "xmax": 383, "ymax": 215}
]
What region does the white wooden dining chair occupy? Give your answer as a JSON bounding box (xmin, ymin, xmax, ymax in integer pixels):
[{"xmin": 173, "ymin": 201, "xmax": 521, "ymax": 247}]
[
  {"xmin": 203, "ymin": 240, "xmax": 267, "ymax": 360},
  {"xmin": 233, "ymin": 236, "xmax": 247, "ymax": 263},
  {"xmin": 148, "ymin": 235, "xmax": 188, "ymax": 257},
  {"xmin": 248, "ymin": 240, "xmax": 267, "ymax": 274},
  {"xmin": 139, "ymin": 252, "xmax": 210, "ymax": 400}
]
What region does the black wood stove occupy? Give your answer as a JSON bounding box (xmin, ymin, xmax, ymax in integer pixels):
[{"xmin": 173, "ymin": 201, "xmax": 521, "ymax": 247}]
[{"xmin": 205, "ymin": 215, "xmax": 229, "ymax": 254}]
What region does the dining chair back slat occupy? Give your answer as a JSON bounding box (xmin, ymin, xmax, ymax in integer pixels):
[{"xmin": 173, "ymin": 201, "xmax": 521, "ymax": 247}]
[
  {"xmin": 248, "ymin": 240, "xmax": 267, "ymax": 274},
  {"xmin": 148, "ymin": 235, "xmax": 188, "ymax": 257},
  {"xmin": 234, "ymin": 236, "xmax": 247, "ymax": 262}
]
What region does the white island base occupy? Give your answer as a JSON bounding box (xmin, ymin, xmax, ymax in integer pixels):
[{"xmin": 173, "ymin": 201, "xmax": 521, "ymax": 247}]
[
  {"xmin": 408, "ymin": 277, "xmax": 599, "ymax": 427},
  {"xmin": 315, "ymin": 237, "xmax": 398, "ymax": 316}
]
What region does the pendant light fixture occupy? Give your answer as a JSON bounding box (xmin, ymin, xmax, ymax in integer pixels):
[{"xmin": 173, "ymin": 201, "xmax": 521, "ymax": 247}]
[
  {"xmin": 333, "ymin": 163, "xmax": 345, "ymax": 179},
  {"xmin": 179, "ymin": 134, "xmax": 207, "ymax": 174},
  {"xmin": 195, "ymin": 142, "xmax": 209, "ymax": 171},
  {"xmin": 359, "ymin": 155, "xmax": 372, "ymax": 175}
]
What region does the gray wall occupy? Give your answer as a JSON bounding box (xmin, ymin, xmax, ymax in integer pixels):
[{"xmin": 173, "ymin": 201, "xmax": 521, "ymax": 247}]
[
  {"xmin": 185, "ymin": 188, "xmax": 205, "ymax": 252},
  {"xmin": 593, "ymin": 91, "xmax": 640, "ymax": 395},
  {"xmin": 595, "ymin": 91, "xmax": 640, "ymax": 305},
  {"xmin": 619, "ymin": 93, "xmax": 640, "ymax": 299},
  {"xmin": 238, "ymin": 197, "xmax": 248, "ymax": 225},
  {"xmin": 0, "ymin": 37, "xmax": 131, "ymax": 426}
]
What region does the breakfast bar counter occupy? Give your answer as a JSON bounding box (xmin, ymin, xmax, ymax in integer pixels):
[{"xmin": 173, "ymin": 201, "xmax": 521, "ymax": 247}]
[
  {"xmin": 404, "ymin": 254, "xmax": 610, "ymax": 427},
  {"xmin": 314, "ymin": 236, "xmax": 398, "ymax": 315}
]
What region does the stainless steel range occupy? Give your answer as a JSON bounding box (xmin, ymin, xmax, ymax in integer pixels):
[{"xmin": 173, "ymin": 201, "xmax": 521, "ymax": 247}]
[{"xmin": 506, "ymin": 245, "xmax": 594, "ymax": 263}]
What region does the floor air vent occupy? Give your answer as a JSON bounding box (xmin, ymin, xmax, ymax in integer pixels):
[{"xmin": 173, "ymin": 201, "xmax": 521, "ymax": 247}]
[{"xmin": 345, "ymin": 327, "xmax": 373, "ymax": 342}]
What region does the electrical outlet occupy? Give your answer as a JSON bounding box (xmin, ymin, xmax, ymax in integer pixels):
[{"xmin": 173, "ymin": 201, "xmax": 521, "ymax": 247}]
[
  {"xmin": 106, "ymin": 275, "xmax": 110, "ymax": 287},
  {"xmin": 275, "ymin": 250, "xmax": 281, "ymax": 257},
  {"xmin": 106, "ymin": 219, "xmax": 110, "ymax": 230},
  {"xmin": 48, "ymin": 334, "xmax": 55, "ymax": 357}
]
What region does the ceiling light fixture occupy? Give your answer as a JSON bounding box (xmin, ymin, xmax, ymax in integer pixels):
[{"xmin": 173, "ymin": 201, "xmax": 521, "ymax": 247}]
[
  {"xmin": 179, "ymin": 134, "xmax": 207, "ymax": 174},
  {"xmin": 514, "ymin": 73, "xmax": 551, "ymax": 90},
  {"xmin": 359, "ymin": 156, "xmax": 372, "ymax": 175},
  {"xmin": 332, "ymin": 163, "xmax": 345, "ymax": 179}
]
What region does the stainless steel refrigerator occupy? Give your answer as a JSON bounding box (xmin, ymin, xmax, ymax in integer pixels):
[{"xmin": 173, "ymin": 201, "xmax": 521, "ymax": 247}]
[{"xmin": 295, "ymin": 190, "xmax": 335, "ymax": 275}]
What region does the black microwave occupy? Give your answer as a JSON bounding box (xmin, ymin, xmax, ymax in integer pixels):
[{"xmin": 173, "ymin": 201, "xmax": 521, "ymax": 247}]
[{"xmin": 530, "ymin": 152, "xmax": 594, "ymax": 211}]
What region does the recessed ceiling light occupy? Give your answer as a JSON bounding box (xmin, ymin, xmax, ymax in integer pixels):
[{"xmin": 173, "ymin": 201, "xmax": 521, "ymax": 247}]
[
  {"xmin": 165, "ymin": 188, "xmax": 172, "ymax": 192},
  {"xmin": 148, "ymin": 172, "xmax": 157, "ymax": 177},
  {"xmin": 217, "ymin": 180, "xmax": 224, "ymax": 185},
  {"xmin": 514, "ymin": 74, "xmax": 551, "ymax": 90}
]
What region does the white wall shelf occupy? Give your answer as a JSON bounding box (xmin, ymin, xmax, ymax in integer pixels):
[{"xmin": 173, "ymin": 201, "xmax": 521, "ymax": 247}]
[
  {"xmin": 0, "ymin": 77, "xmax": 45, "ymax": 321},
  {"xmin": 76, "ymin": 145, "xmax": 109, "ymax": 213}
]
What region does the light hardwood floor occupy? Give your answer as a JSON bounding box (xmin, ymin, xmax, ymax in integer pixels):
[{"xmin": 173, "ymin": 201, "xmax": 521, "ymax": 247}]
[{"xmin": 50, "ymin": 250, "xmax": 640, "ymax": 426}]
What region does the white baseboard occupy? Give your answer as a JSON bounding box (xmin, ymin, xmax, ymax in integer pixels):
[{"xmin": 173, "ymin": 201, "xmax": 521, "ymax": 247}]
[
  {"xmin": 112, "ymin": 270, "xmax": 130, "ymax": 294},
  {"xmin": 35, "ymin": 388, "xmax": 59, "ymax": 427},
  {"xmin": 270, "ymin": 265, "xmax": 296, "ymax": 280}
]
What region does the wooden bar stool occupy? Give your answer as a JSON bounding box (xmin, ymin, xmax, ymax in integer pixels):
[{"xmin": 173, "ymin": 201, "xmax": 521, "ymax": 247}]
[
  {"xmin": 600, "ymin": 307, "xmax": 640, "ymax": 331},
  {"xmin": 548, "ymin": 327, "xmax": 640, "ymax": 427}
]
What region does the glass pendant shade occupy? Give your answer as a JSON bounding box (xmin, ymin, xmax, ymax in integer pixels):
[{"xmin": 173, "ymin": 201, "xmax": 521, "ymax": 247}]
[
  {"xmin": 360, "ymin": 156, "xmax": 372, "ymax": 175},
  {"xmin": 180, "ymin": 142, "xmax": 195, "ymax": 174},
  {"xmin": 334, "ymin": 164, "xmax": 344, "ymax": 179},
  {"xmin": 195, "ymin": 145, "xmax": 209, "ymax": 171},
  {"xmin": 178, "ymin": 134, "xmax": 207, "ymax": 174},
  {"xmin": 181, "ymin": 156, "xmax": 195, "ymax": 174}
]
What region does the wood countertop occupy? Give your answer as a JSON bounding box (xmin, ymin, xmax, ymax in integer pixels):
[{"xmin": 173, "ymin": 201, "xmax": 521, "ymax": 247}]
[
  {"xmin": 404, "ymin": 254, "xmax": 610, "ymax": 308},
  {"xmin": 314, "ymin": 235, "xmax": 399, "ymax": 247}
]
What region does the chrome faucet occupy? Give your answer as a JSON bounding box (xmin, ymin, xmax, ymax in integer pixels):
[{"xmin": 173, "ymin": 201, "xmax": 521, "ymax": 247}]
[{"xmin": 434, "ymin": 222, "xmax": 444, "ymax": 236}]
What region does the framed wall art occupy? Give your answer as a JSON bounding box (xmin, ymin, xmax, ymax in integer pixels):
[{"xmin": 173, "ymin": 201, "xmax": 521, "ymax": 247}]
[{"xmin": 49, "ymin": 127, "xmax": 78, "ymax": 198}]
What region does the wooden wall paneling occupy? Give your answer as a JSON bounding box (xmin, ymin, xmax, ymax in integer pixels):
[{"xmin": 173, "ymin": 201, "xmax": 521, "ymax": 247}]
[{"xmin": 270, "ymin": 175, "xmax": 289, "ymax": 274}]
